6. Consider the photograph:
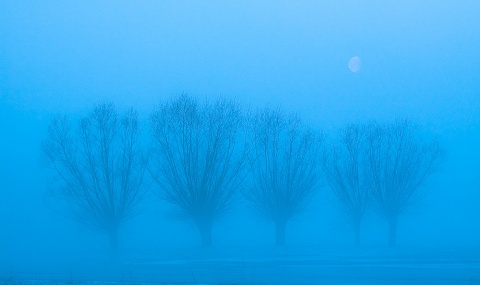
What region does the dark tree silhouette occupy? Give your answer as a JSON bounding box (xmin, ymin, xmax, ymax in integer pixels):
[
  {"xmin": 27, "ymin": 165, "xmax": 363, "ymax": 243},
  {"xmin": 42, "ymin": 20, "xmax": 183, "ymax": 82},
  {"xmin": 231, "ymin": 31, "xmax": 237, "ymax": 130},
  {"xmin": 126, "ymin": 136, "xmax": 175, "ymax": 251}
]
[
  {"xmin": 149, "ymin": 95, "xmax": 249, "ymax": 246},
  {"xmin": 366, "ymin": 120, "xmax": 443, "ymax": 246},
  {"xmin": 247, "ymin": 108, "xmax": 323, "ymax": 246},
  {"xmin": 324, "ymin": 124, "xmax": 371, "ymax": 246},
  {"xmin": 43, "ymin": 103, "xmax": 147, "ymax": 258}
]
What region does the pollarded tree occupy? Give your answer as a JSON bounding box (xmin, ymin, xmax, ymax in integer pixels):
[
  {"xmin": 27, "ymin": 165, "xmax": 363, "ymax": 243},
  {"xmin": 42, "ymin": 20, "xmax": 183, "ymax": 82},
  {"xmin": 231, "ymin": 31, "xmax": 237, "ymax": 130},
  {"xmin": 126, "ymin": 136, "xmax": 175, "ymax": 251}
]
[
  {"xmin": 247, "ymin": 108, "xmax": 323, "ymax": 246},
  {"xmin": 324, "ymin": 124, "xmax": 371, "ymax": 246},
  {"xmin": 43, "ymin": 103, "xmax": 147, "ymax": 258},
  {"xmin": 366, "ymin": 120, "xmax": 443, "ymax": 246},
  {"xmin": 149, "ymin": 95, "xmax": 249, "ymax": 246}
]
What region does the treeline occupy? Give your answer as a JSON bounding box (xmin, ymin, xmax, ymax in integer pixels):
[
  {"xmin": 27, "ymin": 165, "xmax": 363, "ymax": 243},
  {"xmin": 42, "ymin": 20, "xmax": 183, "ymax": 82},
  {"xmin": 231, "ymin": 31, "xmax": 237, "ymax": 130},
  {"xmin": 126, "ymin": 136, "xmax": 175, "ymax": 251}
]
[{"xmin": 42, "ymin": 95, "xmax": 443, "ymax": 257}]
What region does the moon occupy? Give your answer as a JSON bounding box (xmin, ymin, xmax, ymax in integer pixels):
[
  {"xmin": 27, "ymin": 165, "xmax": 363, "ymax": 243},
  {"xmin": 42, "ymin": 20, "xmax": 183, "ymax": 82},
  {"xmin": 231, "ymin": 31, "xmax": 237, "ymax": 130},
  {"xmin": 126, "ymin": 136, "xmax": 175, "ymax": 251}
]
[{"xmin": 348, "ymin": 56, "xmax": 361, "ymax": 73}]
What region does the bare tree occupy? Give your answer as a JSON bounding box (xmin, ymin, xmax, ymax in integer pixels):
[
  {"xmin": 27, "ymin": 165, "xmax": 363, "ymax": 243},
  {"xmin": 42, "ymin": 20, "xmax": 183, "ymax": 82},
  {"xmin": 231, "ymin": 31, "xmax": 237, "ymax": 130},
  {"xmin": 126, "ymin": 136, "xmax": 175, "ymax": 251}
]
[
  {"xmin": 366, "ymin": 120, "xmax": 443, "ymax": 246},
  {"xmin": 149, "ymin": 95, "xmax": 249, "ymax": 246},
  {"xmin": 324, "ymin": 124, "xmax": 370, "ymax": 246},
  {"xmin": 43, "ymin": 104, "xmax": 147, "ymax": 258},
  {"xmin": 247, "ymin": 108, "xmax": 323, "ymax": 246}
]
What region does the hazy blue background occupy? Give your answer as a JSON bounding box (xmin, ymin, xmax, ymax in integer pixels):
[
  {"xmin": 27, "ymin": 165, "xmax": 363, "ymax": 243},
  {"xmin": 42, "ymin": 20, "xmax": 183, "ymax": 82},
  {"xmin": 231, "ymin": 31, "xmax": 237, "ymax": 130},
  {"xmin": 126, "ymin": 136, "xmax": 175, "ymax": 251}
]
[{"xmin": 1, "ymin": 0, "xmax": 479, "ymax": 271}]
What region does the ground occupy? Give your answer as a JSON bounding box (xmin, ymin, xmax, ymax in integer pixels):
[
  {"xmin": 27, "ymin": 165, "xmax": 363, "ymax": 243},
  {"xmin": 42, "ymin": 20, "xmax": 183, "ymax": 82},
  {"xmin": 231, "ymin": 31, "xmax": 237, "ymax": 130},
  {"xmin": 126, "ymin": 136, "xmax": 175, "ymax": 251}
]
[{"xmin": 2, "ymin": 246, "xmax": 480, "ymax": 284}]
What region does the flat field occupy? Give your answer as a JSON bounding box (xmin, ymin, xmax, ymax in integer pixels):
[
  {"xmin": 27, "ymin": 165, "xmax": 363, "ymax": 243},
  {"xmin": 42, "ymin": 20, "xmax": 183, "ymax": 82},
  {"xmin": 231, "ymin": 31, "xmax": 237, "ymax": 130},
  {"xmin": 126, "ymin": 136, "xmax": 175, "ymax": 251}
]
[{"xmin": 2, "ymin": 247, "xmax": 480, "ymax": 285}]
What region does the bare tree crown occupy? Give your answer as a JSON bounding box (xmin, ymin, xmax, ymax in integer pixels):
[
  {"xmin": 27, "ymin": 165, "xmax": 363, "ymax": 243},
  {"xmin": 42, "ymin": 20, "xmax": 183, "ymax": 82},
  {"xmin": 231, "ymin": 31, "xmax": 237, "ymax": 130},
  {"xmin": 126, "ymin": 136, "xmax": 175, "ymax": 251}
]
[
  {"xmin": 366, "ymin": 120, "xmax": 444, "ymax": 218},
  {"xmin": 324, "ymin": 124, "xmax": 370, "ymax": 224},
  {"xmin": 149, "ymin": 95, "xmax": 249, "ymax": 224},
  {"xmin": 248, "ymin": 108, "xmax": 323, "ymax": 223},
  {"xmin": 43, "ymin": 104, "xmax": 147, "ymax": 231}
]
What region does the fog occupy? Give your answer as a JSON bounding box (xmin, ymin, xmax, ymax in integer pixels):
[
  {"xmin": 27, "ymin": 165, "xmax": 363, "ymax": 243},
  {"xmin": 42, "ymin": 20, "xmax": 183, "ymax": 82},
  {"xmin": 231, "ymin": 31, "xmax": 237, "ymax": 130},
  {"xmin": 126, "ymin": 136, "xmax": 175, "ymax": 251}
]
[{"xmin": 1, "ymin": 1, "xmax": 479, "ymax": 284}]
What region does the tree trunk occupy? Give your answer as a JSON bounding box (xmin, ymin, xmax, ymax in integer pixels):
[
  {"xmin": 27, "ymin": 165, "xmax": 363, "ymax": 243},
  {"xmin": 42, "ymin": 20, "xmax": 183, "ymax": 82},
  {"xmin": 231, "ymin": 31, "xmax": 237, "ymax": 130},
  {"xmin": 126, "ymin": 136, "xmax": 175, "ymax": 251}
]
[
  {"xmin": 353, "ymin": 217, "xmax": 361, "ymax": 247},
  {"xmin": 388, "ymin": 215, "xmax": 398, "ymax": 247},
  {"xmin": 197, "ymin": 220, "xmax": 213, "ymax": 247},
  {"xmin": 275, "ymin": 220, "xmax": 287, "ymax": 246},
  {"xmin": 109, "ymin": 227, "xmax": 119, "ymax": 261}
]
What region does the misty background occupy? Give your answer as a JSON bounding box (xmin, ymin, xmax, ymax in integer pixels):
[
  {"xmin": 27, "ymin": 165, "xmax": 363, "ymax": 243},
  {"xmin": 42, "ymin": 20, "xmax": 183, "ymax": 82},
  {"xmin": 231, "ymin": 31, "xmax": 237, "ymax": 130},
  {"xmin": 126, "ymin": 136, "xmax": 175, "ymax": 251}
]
[{"xmin": 1, "ymin": 0, "xmax": 479, "ymax": 273}]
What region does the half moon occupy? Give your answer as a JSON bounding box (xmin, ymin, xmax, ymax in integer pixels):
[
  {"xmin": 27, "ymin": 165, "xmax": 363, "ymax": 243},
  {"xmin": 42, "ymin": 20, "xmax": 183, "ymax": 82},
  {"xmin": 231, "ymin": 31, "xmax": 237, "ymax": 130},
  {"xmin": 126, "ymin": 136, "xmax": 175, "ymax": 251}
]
[{"xmin": 348, "ymin": 56, "xmax": 361, "ymax": 73}]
